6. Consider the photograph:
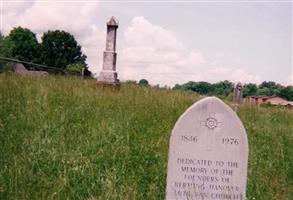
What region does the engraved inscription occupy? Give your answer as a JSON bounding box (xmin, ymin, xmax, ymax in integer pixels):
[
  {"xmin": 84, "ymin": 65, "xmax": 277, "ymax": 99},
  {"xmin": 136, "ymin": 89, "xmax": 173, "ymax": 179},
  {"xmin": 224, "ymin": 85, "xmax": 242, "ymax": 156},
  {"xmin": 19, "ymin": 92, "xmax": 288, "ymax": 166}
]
[
  {"xmin": 174, "ymin": 157, "xmax": 243, "ymax": 199},
  {"xmin": 181, "ymin": 135, "xmax": 198, "ymax": 143},
  {"xmin": 222, "ymin": 138, "xmax": 240, "ymax": 145}
]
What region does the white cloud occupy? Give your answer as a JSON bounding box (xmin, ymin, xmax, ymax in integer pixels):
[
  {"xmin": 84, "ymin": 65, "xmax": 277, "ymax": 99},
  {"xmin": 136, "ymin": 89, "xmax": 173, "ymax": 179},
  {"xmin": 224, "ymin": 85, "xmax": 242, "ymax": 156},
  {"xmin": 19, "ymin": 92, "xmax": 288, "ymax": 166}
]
[
  {"xmin": 1, "ymin": 0, "xmax": 34, "ymax": 15},
  {"xmin": 3, "ymin": 1, "xmax": 99, "ymax": 34},
  {"xmin": 189, "ymin": 52, "xmax": 207, "ymax": 66},
  {"xmin": 119, "ymin": 16, "xmax": 260, "ymax": 86},
  {"xmin": 1, "ymin": 0, "xmax": 103, "ymax": 74},
  {"xmin": 124, "ymin": 16, "xmax": 182, "ymax": 51}
]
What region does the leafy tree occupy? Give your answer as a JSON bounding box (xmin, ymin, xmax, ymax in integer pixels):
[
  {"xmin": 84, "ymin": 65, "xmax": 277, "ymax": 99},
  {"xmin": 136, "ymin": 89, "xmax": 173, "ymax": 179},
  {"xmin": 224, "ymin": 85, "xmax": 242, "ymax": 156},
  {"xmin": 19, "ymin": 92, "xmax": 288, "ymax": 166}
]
[
  {"xmin": 7, "ymin": 27, "xmax": 40, "ymax": 63},
  {"xmin": 271, "ymin": 88, "xmax": 281, "ymax": 96},
  {"xmin": 280, "ymin": 86, "xmax": 293, "ymax": 101},
  {"xmin": 0, "ymin": 33, "xmax": 5, "ymax": 70},
  {"xmin": 173, "ymin": 84, "xmax": 183, "ymax": 90},
  {"xmin": 257, "ymin": 87, "xmax": 270, "ymax": 96},
  {"xmin": 180, "ymin": 81, "xmax": 195, "ymax": 91},
  {"xmin": 65, "ymin": 63, "xmax": 85, "ymax": 75},
  {"xmin": 243, "ymin": 83, "xmax": 258, "ymax": 97},
  {"xmin": 211, "ymin": 80, "xmax": 233, "ymax": 96},
  {"xmin": 259, "ymin": 81, "xmax": 277, "ymax": 89},
  {"xmin": 173, "ymin": 81, "xmax": 212, "ymax": 95},
  {"xmin": 0, "ymin": 32, "xmax": 12, "ymax": 71},
  {"xmin": 40, "ymin": 30, "xmax": 86, "ymax": 71},
  {"xmin": 259, "ymin": 81, "xmax": 282, "ymax": 96},
  {"xmin": 183, "ymin": 81, "xmax": 212, "ymax": 95},
  {"xmin": 0, "ymin": 32, "xmax": 12, "ymax": 58},
  {"xmin": 139, "ymin": 79, "xmax": 149, "ymax": 86},
  {"xmin": 0, "ymin": 32, "xmax": 3, "ymax": 49}
]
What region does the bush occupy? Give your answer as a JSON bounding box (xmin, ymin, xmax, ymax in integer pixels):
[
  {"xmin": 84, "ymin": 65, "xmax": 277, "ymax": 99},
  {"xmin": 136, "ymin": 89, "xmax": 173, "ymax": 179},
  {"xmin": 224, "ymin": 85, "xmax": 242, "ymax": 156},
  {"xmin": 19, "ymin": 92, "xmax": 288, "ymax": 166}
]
[
  {"xmin": 65, "ymin": 63, "xmax": 85, "ymax": 75},
  {"xmin": 139, "ymin": 79, "xmax": 149, "ymax": 86}
]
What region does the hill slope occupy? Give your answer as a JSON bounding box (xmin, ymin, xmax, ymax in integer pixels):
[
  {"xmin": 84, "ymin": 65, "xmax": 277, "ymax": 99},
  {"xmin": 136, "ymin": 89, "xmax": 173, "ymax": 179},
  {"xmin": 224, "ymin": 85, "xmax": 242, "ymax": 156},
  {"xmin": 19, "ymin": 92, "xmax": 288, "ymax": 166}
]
[{"xmin": 0, "ymin": 75, "xmax": 292, "ymax": 199}]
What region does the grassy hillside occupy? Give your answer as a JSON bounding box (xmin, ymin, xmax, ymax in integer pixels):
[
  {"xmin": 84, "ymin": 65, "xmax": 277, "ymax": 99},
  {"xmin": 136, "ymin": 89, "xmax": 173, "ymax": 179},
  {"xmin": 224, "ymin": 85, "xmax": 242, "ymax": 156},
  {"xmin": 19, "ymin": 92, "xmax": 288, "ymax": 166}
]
[{"xmin": 0, "ymin": 75, "xmax": 292, "ymax": 200}]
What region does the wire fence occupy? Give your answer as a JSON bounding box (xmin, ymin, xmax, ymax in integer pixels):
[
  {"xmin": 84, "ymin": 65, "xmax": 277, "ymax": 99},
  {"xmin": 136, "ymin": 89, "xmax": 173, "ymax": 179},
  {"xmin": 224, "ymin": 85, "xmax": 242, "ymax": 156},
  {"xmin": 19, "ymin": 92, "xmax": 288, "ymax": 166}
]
[{"xmin": 0, "ymin": 56, "xmax": 65, "ymax": 74}]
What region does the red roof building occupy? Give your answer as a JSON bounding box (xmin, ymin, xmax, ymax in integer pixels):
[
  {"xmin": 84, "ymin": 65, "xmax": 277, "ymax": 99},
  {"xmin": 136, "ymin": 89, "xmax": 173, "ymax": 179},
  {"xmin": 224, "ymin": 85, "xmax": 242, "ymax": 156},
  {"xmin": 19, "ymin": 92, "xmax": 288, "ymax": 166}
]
[{"xmin": 245, "ymin": 96, "xmax": 293, "ymax": 107}]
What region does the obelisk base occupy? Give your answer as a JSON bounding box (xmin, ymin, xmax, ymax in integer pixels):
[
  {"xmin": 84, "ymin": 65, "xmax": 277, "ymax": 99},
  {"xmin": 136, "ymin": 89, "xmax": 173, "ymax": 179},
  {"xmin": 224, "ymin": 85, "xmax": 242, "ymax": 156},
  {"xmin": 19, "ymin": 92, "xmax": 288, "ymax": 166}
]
[
  {"xmin": 97, "ymin": 70, "xmax": 119, "ymax": 83},
  {"xmin": 97, "ymin": 70, "xmax": 120, "ymax": 90}
]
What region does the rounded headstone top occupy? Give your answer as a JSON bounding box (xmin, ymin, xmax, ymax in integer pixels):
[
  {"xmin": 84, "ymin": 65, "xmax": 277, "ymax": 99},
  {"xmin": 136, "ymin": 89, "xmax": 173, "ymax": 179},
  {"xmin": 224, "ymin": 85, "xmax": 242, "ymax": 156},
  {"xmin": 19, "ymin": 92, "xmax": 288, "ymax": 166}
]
[{"xmin": 107, "ymin": 16, "xmax": 119, "ymax": 27}]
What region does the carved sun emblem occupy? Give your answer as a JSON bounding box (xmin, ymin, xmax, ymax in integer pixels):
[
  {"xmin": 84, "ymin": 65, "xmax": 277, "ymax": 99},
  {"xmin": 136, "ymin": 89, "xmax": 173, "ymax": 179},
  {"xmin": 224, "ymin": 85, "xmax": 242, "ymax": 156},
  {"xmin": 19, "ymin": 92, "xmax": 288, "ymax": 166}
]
[
  {"xmin": 200, "ymin": 112, "xmax": 222, "ymax": 130},
  {"xmin": 205, "ymin": 117, "xmax": 218, "ymax": 129}
]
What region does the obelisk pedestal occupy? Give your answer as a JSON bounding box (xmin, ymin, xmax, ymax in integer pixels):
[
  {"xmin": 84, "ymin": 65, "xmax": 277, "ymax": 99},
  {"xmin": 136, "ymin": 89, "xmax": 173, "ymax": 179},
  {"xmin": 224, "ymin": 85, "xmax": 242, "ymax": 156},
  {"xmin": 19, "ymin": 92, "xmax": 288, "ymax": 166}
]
[{"xmin": 97, "ymin": 16, "xmax": 119, "ymax": 85}]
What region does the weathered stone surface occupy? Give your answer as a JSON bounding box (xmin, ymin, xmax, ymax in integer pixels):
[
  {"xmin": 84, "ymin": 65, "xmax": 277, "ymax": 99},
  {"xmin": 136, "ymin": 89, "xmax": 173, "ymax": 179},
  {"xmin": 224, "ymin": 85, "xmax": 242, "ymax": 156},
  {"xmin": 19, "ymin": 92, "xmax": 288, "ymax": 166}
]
[
  {"xmin": 15, "ymin": 63, "xmax": 27, "ymax": 72},
  {"xmin": 233, "ymin": 83, "xmax": 243, "ymax": 105},
  {"xmin": 98, "ymin": 70, "xmax": 118, "ymax": 83},
  {"xmin": 166, "ymin": 97, "xmax": 248, "ymax": 200},
  {"xmin": 102, "ymin": 52, "xmax": 117, "ymax": 71},
  {"xmin": 97, "ymin": 16, "xmax": 119, "ymax": 83},
  {"xmin": 106, "ymin": 27, "xmax": 117, "ymax": 52}
]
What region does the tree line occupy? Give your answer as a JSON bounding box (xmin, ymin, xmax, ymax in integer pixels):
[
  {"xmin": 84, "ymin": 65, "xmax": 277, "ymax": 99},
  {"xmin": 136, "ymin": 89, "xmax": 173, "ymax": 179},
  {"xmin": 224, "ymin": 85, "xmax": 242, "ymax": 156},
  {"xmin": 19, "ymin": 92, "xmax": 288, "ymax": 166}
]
[
  {"xmin": 0, "ymin": 27, "xmax": 91, "ymax": 76},
  {"xmin": 172, "ymin": 80, "xmax": 293, "ymax": 101},
  {"xmin": 125, "ymin": 79, "xmax": 292, "ymax": 101}
]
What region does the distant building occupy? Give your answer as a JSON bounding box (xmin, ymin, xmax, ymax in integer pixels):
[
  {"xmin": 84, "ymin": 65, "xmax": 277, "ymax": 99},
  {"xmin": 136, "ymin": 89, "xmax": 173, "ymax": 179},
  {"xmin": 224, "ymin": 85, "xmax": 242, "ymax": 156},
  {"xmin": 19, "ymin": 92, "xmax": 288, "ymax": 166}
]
[{"xmin": 245, "ymin": 96, "xmax": 293, "ymax": 107}]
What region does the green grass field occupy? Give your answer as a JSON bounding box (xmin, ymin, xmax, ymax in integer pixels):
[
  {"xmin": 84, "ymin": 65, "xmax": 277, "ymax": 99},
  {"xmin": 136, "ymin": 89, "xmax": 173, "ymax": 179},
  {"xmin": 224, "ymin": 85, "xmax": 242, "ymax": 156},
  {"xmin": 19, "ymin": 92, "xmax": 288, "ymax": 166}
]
[{"xmin": 0, "ymin": 75, "xmax": 292, "ymax": 200}]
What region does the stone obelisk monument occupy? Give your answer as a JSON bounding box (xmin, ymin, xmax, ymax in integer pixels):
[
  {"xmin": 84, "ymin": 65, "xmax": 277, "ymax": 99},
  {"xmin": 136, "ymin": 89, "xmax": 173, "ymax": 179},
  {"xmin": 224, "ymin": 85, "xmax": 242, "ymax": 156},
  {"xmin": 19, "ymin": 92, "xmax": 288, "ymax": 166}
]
[{"xmin": 97, "ymin": 16, "xmax": 119, "ymax": 84}]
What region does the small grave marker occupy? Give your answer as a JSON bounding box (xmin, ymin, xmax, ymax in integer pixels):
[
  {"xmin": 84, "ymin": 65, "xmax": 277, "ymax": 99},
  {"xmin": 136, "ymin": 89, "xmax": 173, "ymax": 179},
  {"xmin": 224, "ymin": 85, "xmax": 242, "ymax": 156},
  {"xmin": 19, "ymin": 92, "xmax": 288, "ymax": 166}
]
[
  {"xmin": 166, "ymin": 97, "xmax": 248, "ymax": 200},
  {"xmin": 233, "ymin": 82, "xmax": 243, "ymax": 106}
]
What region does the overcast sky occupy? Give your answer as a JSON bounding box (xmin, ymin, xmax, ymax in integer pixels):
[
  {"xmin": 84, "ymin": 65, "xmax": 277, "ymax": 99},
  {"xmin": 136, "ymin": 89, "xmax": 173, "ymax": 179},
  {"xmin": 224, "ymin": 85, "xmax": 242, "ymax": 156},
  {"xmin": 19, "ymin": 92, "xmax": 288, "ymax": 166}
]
[{"xmin": 1, "ymin": 0, "xmax": 292, "ymax": 86}]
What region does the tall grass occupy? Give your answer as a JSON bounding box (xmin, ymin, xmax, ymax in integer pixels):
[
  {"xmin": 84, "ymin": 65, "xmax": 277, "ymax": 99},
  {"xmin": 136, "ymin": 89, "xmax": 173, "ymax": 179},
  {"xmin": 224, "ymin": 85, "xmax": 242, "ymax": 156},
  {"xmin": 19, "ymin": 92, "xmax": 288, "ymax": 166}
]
[{"xmin": 0, "ymin": 75, "xmax": 292, "ymax": 199}]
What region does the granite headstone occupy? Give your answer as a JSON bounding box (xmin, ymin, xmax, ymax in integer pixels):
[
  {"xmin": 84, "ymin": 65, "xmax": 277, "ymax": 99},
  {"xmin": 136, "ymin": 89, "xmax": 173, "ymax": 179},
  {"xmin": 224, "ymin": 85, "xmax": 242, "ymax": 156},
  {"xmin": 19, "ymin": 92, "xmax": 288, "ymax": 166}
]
[{"xmin": 166, "ymin": 97, "xmax": 248, "ymax": 200}]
